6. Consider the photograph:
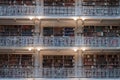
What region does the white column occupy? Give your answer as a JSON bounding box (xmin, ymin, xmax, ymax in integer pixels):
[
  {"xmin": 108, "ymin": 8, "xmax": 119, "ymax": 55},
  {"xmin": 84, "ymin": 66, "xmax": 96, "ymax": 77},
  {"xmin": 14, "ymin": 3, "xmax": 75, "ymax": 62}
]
[
  {"xmin": 39, "ymin": 20, "xmax": 43, "ymax": 37},
  {"xmin": 34, "ymin": 20, "xmax": 41, "ymax": 46},
  {"xmin": 75, "ymin": 50, "xmax": 79, "ymax": 77},
  {"xmin": 34, "ymin": 19, "xmax": 40, "ymax": 78},
  {"xmin": 39, "ymin": 51, "xmax": 42, "ymax": 77},
  {"xmin": 77, "ymin": 50, "xmax": 83, "ymax": 77},
  {"xmin": 80, "ymin": 0, "xmax": 83, "ymax": 15},
  {"xmin": 75, "ymin": 0, "xmax": 81, "ymax": 16},
  {"xmin": 40, "ymin": 0, "xmax": 44, "ymax": 15},
  {"xmin": 75, "ymin": 0, "xmax": 78, "ymax": 16},
  {"xmin": 34, "ymin": 50, "xmax": 40, "ymax": 78},
  {"xmin": 34, "ymin": 20, "xmax": 40, "ymax": 36}
]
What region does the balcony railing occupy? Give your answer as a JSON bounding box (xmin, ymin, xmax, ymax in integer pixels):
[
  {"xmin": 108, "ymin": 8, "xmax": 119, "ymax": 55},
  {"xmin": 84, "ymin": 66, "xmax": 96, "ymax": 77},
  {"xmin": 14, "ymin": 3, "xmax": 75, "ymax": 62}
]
[
  {"xmin": 44, "ymin": 6, "xmax": 75, "ymax": 16},
  {"xmin": 82, "ymin": 6, "xmax": 120, "ymax": 16},
  {"xmin": 43, "ymin": 37, "xmax": 75, "ymax": 47},
  {"xmin": 0, "ymin": 5, "xmax": 119, "ymax": 16},
  {"xmin": 0, "ymin": 36, "xmax": 120, "ymax": 48},
  {"xmin": 0, "ymin": 36, "xmax": 34, "ymax": 47},
  {"xmin": 0, "ymin": 67, "xmax": 119, "ymax": 78},
  {"xmin": 0, "ymin": 5, "xmax": 36, "ymax": 16}
]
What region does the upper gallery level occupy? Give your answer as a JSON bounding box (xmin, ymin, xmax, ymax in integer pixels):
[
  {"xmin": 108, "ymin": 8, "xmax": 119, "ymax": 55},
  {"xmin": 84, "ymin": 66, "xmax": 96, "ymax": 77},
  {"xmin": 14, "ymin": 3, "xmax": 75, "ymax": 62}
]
[
  {"xmin": 0, "ymin": 25, "xmax": 120, "ymax": 49},
  {"xmin": 0, "ymin": 0, "xmax": 120, "ymax": 17}
]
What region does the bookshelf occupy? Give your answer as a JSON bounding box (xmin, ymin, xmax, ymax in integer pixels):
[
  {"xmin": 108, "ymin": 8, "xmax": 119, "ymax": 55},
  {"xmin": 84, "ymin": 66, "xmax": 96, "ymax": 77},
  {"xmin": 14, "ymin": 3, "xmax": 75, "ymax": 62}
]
[
  {"xmin": 43, "ymin": 27, "xmax": 74, "ymax": 36},
  {"xmin": 64, "ymin": 27, "xmax": 74, "ymax": 36},
  {"xmin": 96, "ymin": 55, "xmax": 107, "ymax": 68},
  {"xmin": 83, "ymin": 54, "xmax": 95, "ymax": 69},
  {"xmin": 43, "ymin": 27, "xmax": 53, "ymax": 36},
  {"xmin": 82, "ymin": 26, "xmax": 120, "ymax": 37},
  {"xmin": 106, "ymin": 55, "xmax": 119, "ymax": 68},
  {"xmin": 64, "ymin": 55, "xmax": 74, "ymax": 68},
  {"xmin": 0, "ymin": 54, "xmax": 9, "ymax": 68},
  {"xmin": 54, "ymin": 27, "xmax": 63, "ymax": 36},
  {"xmin": 0, "ymin": 54, "xmax": 33, "ymax": 68},
  {"xmin": 0, "ymin": 0, "xmax": 36, "ymax": 5},
  {"xmin": 82, "ymin": 0, "xmax": 119, "ymax": 6},
  {"xmin": 83, "ymin": 54, "xmax": 120, "ymax": 69},
  {"xmin": 44, "ymin": 0, "xmax": 75, "ymax": 6},
  {"xmin": 43, "ymin": 55, "xmax": 74, "ymax": 68},
  {"xmin": 21, "ymin": 54, "xmax": 33, "ymax": 67},
  {"xmin": 0, "ymin": 25, "xmax": 34, "ymax": 36},
  {"xmin": 9, "ymin": 54, "xmax": 21, "ymax": 68}
]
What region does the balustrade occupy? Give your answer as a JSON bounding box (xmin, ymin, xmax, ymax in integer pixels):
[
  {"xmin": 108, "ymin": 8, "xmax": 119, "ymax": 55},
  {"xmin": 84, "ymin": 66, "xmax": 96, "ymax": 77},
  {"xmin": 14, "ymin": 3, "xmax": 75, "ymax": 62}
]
[
  {"xmin": 0, "ymin": 4, "xmax": 119, "ymax": 16},
  {"xmin": 0, "ymin": 67, "xmax": 119, "ymax": 78},
  {"xmin": 44, "ymin": 6, "xmax": 75, "ymax": 16},
  {"xmin": 0, "ymin": 5, "xmax": 36, "ymax": 16},
  {"xmin": 0, "ymin": 36, "xmax": 120, "ymax": 48},
  {"xmin": 82, "ymin": 6, "xmax": 120, "ymax": 16}
]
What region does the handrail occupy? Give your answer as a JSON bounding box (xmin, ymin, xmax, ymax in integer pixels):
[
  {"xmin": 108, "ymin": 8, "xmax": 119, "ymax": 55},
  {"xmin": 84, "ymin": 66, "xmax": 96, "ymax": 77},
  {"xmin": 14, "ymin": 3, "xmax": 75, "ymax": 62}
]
[
  {"xmin": 82, "ymin": 6, "xmax": 120, "ymax": 16},
  {"xmin": 0, "ymin": 5, "xmax": 36, "ymax": 16},
  {"xmin": 0, "ymin": 36, "xmax": 120, "ymax": 48},
  {"xmin": 0, "ymin": 67, "xmax": 119, "ymax": 78},
  {"xmin": 0, "ymin": 5, "xmax": 119, "ymax": 16}
]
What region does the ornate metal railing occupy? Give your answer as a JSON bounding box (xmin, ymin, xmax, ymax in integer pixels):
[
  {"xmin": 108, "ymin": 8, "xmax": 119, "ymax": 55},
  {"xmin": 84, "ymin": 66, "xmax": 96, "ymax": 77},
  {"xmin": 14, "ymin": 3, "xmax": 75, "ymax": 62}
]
[
  {"xmin": 0, "ymin": 67, "xmax": 119, "ymax": 78},
  {"xmin": 0, "ymin": 36, "xmax": 120, "ymax": 48},
  {"xmin": 42, "ymin": 36, "xmax": 75, "ymax": 47},
  {"xmin": 0, "ymin": 67, "xmax": 33, "ymax": 78},
  {"xmin": 0, "ymin": 36, "xmax": 34, "ymax": 47},
  {"xmin": 82, "ymin": 68, "xmax": 120, "ymax": 78},
  {"xmin": 82, "ymin": 6, "xmax": 120, "ymax": 16},
  {"xmin": 0, "ymin": 5, "xmax": 119, "ymax": 16},
  {"xmin": 44, "ymin": 6, "xmax": 75, "ymax": 16},
  {"xmin": 76, "ymin": 37, "xmax": 120, "ymax": 47},
  {"xmin": 0, "ymin": 5, "xmax": 36, "ymax": 16}
]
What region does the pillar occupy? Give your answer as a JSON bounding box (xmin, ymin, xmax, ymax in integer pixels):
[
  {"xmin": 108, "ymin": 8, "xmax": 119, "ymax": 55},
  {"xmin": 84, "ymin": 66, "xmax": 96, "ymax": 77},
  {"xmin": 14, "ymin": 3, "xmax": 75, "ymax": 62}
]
[
  {"xmin": 75, "ymin": 50, "xmax": 79, "ymax": 77},
  {"xmin": 34, "ymin": 50, "xmax": 40, "ymax": 78},
  {"xmin": 77, "ymin": 50, "xmax": 83, "ymax": 77},
  {"xmin": 34, "ymin": 20, "xmax": 42, "ymax": 46},
  {"xmin": 38, "ymin": 0, "xmax": 44, "ymax": 15},
  {"xmin": 34, "ymin": 20, "xmax": 40, "ymax": 36},
  {"xmin": 75, "ymin": 0, "xmax": 81, "ymax": 16}
]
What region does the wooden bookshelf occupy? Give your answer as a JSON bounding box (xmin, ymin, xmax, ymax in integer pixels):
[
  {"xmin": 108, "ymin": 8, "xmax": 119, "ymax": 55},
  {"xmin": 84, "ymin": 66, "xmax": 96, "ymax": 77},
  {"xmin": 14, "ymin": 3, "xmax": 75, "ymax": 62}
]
[
  {"xmin": 82, "ymin": 0, "xmax": 119, "ymax": 6},
  {"xmin": 0, "ymin": 54, "xmax": 9, "ymax": 68},
  {"xmin": 0, "ymin": 54, "xmax": 33, "ymax": 68},
  {"xmin": 83, "ymin": 53, "xmax": 120, "ymax": 69},
  {"xmin": 0, "ymin": 25, "xmax": 34, "ymax": 36},
  {"xmin": 83, "ymin": 54, "xmax": 96, "ymax": 69},
  {"xmin": 64, "ymin": 55, "xmax": 74, "ymax": 68},
  {"xmin": 54, "ymin": 27, "xmax": 63, "ymax": 36},
  {"xmin": 9, "ymin": 54, "xmax": 21, "ymax": 68},
  {"xmin": 21, "ymin": 54, "xmax": 33, "ymax": 67},
  {"xmin": 0, "ymin": 0, "xmax": 36, "ymax": 5},
  {"xmin": 82, "ymin": 26, "xmax": 120, "ymax": 37},
  {"xmin": 44, "ymin": 0, "xmax": 75, "ymax": 6},
  {"xmin": 96, "ymin": 55, "xmax": 107, "ymax": 68},
  {"xmin": 64, "ymin": 27, "xmax": 74, "ymax": 36},
  {"xmin": 43, "ymin": 27, "xmax": 74, "ymax": 36},
  {"xmin": 43, "ymin": 55, "xmax": 74, "ymax": 68}
]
